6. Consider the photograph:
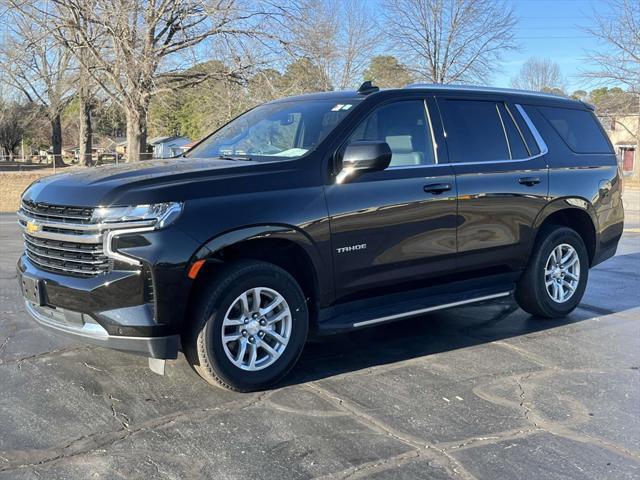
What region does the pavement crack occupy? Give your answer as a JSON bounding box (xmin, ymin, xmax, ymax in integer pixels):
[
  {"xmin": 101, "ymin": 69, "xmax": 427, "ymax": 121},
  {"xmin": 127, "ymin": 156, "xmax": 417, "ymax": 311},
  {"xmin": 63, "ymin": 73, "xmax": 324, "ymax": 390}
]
[
  {"xmin": 306, "ymin": 383, "xmax": 478, "ymax": 480},
  {"xmin": 109, "ymin": 395, "xmax": 131, "ymax": 431},
  {"xmin": 83, "ymin": 362, "xmax": 107, "ymax": 373},
  {"xmin": 305, "ymin": 383, "xmax": 423, "ymax": 450},
  {"xmin": 437, "ymin": 427, "xmax": 539, "ymax": 453},
  {"xmin": 0, "ymin": 336, "xmax": 9, "ymax": 356},
  {"xmin": 516, "ymin": 372, "xmax": 542, "ymax": 430},
  {"xmin": 0, "ymin": 392, "xmax": 267, "ymax": 473},
  {"xmin": 478, "ymin": 370, "xmax": 640, "ymax": 462},
  {"xmin": 145, "ymin": 455, "xmax": 171, "ymax": 479},
  {"xmin": 0, "ymin": 346, "xmax": 92, "ymax": 367},
  {"xmin": 336, "ymin": 450, "xmax": 422, "ymax": 480}
]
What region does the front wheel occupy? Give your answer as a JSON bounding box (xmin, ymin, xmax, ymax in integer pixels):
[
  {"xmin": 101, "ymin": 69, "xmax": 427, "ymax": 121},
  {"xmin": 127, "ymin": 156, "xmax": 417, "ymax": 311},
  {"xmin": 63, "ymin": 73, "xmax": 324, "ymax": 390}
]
[
  {"xmin": 515, "ymin": 226, "xmax": 589, "ymax": 318},
  {"xmin": 185, "ymin": 260, "xmax": 308, "ymax": 391}
]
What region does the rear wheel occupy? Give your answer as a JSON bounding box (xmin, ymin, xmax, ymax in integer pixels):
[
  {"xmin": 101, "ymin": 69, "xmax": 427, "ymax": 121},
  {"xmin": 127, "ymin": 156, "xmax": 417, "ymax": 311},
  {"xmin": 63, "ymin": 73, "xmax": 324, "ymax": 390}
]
[
  {"xmin": 515, "ymin": 226, "xmax": 589, "ymax": 318},
  {"xmin": 185, "ymin": 260, "xmax": 308, "ymax": 391}
]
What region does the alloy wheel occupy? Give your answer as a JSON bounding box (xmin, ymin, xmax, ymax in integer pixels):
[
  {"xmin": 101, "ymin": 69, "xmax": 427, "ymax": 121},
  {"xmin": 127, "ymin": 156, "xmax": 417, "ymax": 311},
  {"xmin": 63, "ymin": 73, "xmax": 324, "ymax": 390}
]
[
  {"xmin": 220, "ymin": 287, "xmax": 292, "ymax": 371},
  {"xmin": 544, "ymin": 243, "xmax": 580, "ymax": 303}
]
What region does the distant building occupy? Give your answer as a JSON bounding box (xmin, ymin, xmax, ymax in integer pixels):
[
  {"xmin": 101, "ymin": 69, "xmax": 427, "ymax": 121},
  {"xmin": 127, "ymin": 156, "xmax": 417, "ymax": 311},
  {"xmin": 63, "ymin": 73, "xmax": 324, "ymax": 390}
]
[
  {"xmin": 600, "ymin": 114, "xmax": 639, "ymax": 180},
  {"xmin": 115, "ymin": 140, "xmax": 128, "ymax": 157},
  {"xmin": 96, "ymin": 136, "xmax": 126, "ymax": 155},
  {"xmin": 148, "ymin": 136, "xmax": 192, "ymax": 158},
  {"xmin": 179, "ymin": 141, "xmax": 197, "ymax": 155}
]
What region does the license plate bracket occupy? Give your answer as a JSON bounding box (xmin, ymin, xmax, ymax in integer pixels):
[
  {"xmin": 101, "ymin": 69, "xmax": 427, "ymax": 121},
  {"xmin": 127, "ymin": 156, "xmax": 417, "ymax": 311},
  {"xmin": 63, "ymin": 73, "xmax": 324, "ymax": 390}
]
[{"xmin": 20, "ymin": 274, "xmax": 44, "ymax": 306}]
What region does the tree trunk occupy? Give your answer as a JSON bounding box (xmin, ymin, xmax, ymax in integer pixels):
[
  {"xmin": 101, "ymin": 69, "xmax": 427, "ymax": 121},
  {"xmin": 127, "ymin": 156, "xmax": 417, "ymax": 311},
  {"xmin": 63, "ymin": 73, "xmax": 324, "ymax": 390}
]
[
  {"xmin": 51, "ymin": 115, "xmax": 65, "ymax": 167},
  {"xmin": 78, "ymin": 78, "xmax": 93, "ymax": 167},
  {"xmin": 125, "ymin": 105, "xmax": 149, "ymax": 162}
]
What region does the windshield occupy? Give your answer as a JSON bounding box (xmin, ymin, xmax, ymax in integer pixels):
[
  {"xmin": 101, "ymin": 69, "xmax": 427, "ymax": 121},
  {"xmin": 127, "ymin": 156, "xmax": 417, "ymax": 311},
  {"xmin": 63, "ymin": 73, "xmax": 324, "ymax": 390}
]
[{"xmin": 185, "ymin": 99, "xmax": 360, "ymax": 160}]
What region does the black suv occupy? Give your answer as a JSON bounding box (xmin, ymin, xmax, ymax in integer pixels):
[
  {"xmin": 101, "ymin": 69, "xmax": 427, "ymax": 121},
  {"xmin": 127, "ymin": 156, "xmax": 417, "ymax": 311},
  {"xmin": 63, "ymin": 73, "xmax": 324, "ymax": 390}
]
[{"xmin": 17, "ymin": 83, "xmax": 624, "ymax": 391}]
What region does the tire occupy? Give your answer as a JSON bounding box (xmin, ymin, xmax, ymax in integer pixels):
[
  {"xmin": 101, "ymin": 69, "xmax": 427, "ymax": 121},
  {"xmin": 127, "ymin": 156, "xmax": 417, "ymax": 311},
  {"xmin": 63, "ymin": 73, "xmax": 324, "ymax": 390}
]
[
  {"xmin": 515, "ymin": 226, "xmax": 589, "ymax": 318},
  {"xmin": 185, "ymin": 260, "xmax": 308, "ymax": 392}
]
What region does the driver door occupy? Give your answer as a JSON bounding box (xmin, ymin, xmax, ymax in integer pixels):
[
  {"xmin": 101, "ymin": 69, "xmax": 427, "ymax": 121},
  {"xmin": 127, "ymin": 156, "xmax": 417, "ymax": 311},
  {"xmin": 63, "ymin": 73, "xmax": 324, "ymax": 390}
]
[{"xmin": 325, "ymin": 98, "xmax": 457, "ymax": 301}]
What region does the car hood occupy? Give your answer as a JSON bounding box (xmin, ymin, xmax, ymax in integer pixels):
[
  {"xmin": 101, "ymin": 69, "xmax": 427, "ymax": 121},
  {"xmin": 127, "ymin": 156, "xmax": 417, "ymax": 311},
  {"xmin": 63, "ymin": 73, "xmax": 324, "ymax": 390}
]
[{"xmin": 22, "ymin": 157, "xmax": 264, "ymax": 207}]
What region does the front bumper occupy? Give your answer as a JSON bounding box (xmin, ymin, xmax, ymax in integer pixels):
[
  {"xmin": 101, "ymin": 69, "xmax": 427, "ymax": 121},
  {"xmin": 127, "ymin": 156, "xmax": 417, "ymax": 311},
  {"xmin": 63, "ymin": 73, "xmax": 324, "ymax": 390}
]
[
  {"xmin": 17, "ymin": 254, "xmax": 181, "ymax": 359},
  {"xmin": 24, "ymin": 301, "xmax": 179, "ymax": 358}
]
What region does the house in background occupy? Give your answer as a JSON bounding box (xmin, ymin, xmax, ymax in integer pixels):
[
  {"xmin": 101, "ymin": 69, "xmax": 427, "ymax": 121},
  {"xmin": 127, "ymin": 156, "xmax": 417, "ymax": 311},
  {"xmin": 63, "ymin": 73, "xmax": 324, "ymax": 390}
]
[
  {"xmin": 115, "ymin": 140, "xmax": 128, "ymax": 158},
  {"xmin": 61, "ymin": 137, "xmax": 126, "ymax": 164},
  {"xmin": 600, "ymin": 114, "xmax": 639, "ymax": 181},
  {"xmin": 148, "ymin": 136, "xmax": 192, "ymax": 158},
  {"xmin": 179, "ymin": 140, "xmax": 197, "ymax": 155}
]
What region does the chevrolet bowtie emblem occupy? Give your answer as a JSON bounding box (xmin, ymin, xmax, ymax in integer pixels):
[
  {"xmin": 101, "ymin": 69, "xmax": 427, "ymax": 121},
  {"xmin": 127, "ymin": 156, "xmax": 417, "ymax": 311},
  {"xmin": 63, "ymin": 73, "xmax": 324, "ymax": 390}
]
[{"xmin": 26, "ymin": 221, "xmax": 41, "ymax": 234}]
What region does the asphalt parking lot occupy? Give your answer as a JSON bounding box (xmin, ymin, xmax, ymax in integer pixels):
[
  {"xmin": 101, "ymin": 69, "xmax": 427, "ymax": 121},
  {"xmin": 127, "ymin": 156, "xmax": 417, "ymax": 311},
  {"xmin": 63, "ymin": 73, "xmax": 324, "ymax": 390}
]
[{"xmin": 0, "ymin": 190, "xmax": 638, "ymax": 480}]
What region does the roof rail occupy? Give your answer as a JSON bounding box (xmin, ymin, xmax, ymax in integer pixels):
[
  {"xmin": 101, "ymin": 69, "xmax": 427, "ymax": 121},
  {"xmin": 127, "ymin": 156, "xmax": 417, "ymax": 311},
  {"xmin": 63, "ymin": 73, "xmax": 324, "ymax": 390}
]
[{"xmin": 403, "ymin": 83, "xmax": 570, "ymax": 100}]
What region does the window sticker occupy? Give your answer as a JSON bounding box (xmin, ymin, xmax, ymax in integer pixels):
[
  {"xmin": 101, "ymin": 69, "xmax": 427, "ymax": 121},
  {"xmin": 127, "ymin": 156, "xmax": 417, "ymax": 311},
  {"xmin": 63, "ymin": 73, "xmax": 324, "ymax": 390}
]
[{"xmin": 331, "ymin": 104, "xmax": 352, "ymax": 111}]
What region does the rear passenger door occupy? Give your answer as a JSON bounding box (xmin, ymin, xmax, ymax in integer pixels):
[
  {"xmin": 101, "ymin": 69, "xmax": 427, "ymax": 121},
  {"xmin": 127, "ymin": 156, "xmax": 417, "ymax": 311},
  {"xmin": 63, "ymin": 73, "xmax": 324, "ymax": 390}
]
[{"xmin": 435, "ymin": 96, "xmax": 549, "ymax": 275}]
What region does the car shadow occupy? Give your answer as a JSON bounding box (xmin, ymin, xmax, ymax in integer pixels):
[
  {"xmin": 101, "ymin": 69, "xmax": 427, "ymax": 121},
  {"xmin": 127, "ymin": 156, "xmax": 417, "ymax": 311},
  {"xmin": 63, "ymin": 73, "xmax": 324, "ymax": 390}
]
[{"xmin": 281, "ymin": 292, "xmax": 636, "ymax": 388}]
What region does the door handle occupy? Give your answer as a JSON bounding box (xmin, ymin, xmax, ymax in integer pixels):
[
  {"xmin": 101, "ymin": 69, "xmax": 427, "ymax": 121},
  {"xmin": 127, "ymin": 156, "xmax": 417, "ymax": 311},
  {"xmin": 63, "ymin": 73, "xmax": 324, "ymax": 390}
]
[
  {"xmin": 518, "ymin": 176, "xmax": 541, "ymax": 186},
  {"xmin": 423, "ymin": 183, "xmax": 452, "ymax": 194}
]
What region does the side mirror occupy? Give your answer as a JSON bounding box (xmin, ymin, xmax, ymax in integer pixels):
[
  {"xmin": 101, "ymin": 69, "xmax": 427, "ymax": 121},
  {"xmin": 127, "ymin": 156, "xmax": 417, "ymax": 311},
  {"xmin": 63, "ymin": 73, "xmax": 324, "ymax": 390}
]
[{"xmin": 337, "ymin": 141, "xmax": 392, "ymax": 183}]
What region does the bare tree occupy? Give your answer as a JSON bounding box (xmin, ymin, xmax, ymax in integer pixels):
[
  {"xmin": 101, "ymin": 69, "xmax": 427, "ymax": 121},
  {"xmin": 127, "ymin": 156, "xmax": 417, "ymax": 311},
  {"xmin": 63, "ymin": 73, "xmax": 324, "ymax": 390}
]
[
  {"xmin": 582, "ymin": 0, "xmax": 639, "ymax": 180},
  {"xmin": 382, "ymin": 0, "xmax": 517, "ymax": 84},
  {"xmin": 75, "ymin": 13, "xmax": 102, "ymax": 167},
  {"xmin": 285, "ymin": 0, "xmax": 380, "ymax": 90},
  {"xmin": 593, "ymin": 88, "xmax": 638, "ymax": 139},
  {"xmin": 285, "ymin": 0, "xmax": 336, "ymax": 91},
  {"xmin": 0, "ymin": 7, "xmax": 75, "ymax": 166},
  {"xmin": 0, "ymin": 102, "xmax": 26, "ymax": 159},
  {"xmin": 511, "ymin": 57, "xmax": 565, "ymax": 93},
  {"xmin": 583, "ymin": 0, "xmax": 639, "ymax": 95},
  {"xmin": 77, "ymin": 58, "xmax": 94, "ymax": 166},
  {"xmin": 335, "ymin": 0, "xmax": 381, "ymax": 90},
  {"xmin": 46, "ymin": 0, "xmax": 281, "ymax": 161}
]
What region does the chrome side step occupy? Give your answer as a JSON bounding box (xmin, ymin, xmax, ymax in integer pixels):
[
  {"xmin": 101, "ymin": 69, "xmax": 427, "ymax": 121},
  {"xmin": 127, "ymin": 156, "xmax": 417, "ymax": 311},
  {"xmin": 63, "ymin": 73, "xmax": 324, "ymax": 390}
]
[{"xmin": 352, "ymin": 291, "xmax": 511, "ymax": 328}]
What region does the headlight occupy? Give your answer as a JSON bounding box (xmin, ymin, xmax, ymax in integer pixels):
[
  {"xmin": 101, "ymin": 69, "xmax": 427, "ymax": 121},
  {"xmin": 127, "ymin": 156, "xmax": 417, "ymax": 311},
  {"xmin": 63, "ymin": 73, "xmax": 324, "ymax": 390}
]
[
  {"xmin": 96, "ymin": 202, "xmax": 184, "ymax": 266},
  {"xmin": 92, "ymin": 202, "xmax": 183, "ymax": 229}
]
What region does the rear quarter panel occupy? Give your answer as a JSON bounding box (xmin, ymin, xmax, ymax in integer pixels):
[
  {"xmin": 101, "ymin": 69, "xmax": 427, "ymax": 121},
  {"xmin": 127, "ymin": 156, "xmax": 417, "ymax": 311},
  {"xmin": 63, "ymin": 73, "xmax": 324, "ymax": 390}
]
[{"xmin": 523, "ymin": 105, "xmax": 624, "ymax": 264}]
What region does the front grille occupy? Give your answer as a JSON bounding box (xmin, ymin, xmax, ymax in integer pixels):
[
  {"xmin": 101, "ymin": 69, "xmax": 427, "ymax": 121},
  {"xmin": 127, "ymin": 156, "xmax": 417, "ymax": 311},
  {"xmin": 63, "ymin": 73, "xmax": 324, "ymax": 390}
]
[
  {"xmin": 19, "ymin": 200, "xmax": 156, "ymax": 278},
  {"xmin": 21, "ymin": 199, "xmax": 93, "ymax": 223},
  {"xmin": 19, "ymin": 200, "xmax": 108, "ymax": 277},
  {"xmin": 23, "ymin": 233, "xmax": 110, "ymax": 277}
]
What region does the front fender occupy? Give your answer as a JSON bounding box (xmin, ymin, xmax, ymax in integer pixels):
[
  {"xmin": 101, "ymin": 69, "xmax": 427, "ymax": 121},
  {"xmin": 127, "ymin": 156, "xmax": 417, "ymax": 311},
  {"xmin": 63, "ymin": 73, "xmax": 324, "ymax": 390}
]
[
  {"xmin": 192, "ymin": 224, "xmax": 320, "ymax": 262},
  {"xmin": 187, "ymin": 224, "xmax": 334, "ymax": 306}
]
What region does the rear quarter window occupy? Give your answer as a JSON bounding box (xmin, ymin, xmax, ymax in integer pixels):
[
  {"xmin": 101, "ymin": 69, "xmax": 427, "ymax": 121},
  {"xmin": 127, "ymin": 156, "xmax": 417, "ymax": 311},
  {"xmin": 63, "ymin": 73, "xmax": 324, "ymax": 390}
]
[{"xmin": 537, "ymin": 106, "xmax": 612, "ymax": 154}]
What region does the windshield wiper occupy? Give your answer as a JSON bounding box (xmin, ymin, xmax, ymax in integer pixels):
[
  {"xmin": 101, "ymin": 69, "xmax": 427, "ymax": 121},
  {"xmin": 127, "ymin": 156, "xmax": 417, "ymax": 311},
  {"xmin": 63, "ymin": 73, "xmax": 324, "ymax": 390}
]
[{"xmin": 216, "ymin": 155, "xmax": 253, "ymax": 162}]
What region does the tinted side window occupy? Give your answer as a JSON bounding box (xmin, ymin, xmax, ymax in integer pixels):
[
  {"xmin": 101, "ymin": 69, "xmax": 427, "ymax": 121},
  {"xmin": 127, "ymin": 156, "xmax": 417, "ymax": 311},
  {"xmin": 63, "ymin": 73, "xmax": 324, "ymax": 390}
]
[
  {"xmin": 498, "ymin": 104, "xmax": 529, "ymax": 159},
  {"xmin": 348, "ymin": 100, "xmax": 435, "ymax": 167},
  {"xmin": 538, "ymin": 106, "xmax": 612, "ymax": 154},
  {"xmin": 439, "ymin": 99, "xmax": 510, "ymax": 163},
  {"xmin": 511, "ymin": 105, "xmax": 540, "ymax": 155}
]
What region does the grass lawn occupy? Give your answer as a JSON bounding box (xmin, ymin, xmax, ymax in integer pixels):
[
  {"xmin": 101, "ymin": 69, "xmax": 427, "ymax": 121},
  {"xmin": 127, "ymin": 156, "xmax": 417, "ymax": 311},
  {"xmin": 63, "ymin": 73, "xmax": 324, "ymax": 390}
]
[{"xmin": 0, "ymin": 170, "xmax": 59, "ymax": 212}]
